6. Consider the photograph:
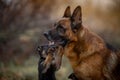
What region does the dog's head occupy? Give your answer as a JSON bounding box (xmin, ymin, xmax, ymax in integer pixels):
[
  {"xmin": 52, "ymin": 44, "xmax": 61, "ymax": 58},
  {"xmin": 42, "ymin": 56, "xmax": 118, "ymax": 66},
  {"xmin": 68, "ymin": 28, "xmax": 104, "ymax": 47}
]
[{"xmin": 44, "ymin": 6, "xmax": 82, "ymax": 46}]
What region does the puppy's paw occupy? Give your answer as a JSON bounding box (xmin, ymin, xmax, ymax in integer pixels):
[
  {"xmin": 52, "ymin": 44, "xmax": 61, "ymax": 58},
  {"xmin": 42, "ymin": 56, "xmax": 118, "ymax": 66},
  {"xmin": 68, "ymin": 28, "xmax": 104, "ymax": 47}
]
[
  {"xmin": 47, "ymin": 47, "xmax": 55, "ymax": 54},
  {"xmin": 41, "ymin": 61, "xmax": 51, "ymax": 73}
]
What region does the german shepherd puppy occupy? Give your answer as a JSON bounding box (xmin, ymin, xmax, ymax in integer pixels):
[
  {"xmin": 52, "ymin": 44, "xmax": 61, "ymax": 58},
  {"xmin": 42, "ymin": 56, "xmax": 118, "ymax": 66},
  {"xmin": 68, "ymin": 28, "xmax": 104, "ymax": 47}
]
[
  {"xmin": 36, "ymin": 45, "xmax": 57, "ymax": 80},
  {"xmin": 37, "ymin": 44, "xmax": 76, "ymax": 80},
  {"xmin": 44, "ymin": 6, "xmax": 120, "ymax": 80}
]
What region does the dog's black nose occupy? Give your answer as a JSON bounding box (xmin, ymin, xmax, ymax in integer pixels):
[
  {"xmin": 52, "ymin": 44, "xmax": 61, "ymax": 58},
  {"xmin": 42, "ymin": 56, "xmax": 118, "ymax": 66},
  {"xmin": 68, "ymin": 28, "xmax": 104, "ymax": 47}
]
[{"xmin": 43, "ymin": 32, "xmax": 49, "ymax": 36}]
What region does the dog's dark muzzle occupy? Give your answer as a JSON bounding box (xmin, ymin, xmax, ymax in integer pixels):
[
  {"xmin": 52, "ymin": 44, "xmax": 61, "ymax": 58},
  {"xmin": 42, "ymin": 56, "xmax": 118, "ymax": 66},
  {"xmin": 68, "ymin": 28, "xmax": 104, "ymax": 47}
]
[{"xmin": 43, "ymin": 31, "xmax": 68, "ymax": 47}]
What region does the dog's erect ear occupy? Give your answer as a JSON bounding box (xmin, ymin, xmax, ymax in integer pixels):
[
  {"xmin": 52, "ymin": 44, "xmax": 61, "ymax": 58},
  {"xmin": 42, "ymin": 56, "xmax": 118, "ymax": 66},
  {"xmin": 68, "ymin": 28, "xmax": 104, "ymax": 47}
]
[
  {"xmin": 63, "ymin": 6, "xmax": 71, "ymax": 17},
  {"xmin": 71, "ymin": 6, "xmax": 82, "ymax": 23}
]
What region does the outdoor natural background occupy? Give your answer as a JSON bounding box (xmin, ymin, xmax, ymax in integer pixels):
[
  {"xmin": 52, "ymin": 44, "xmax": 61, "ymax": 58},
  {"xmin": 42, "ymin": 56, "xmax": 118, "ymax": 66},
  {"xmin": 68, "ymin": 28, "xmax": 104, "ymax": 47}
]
[{"xmin": 0, "ymin": 0, "xmax": 120, "ymax": 80}]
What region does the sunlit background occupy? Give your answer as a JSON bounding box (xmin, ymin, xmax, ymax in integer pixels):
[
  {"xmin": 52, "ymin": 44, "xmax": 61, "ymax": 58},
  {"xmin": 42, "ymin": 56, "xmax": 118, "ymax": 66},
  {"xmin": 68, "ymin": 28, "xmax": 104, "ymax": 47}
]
[{"xmin": 0, "ymin": 0, "xmax": 120, "ymax": 80}]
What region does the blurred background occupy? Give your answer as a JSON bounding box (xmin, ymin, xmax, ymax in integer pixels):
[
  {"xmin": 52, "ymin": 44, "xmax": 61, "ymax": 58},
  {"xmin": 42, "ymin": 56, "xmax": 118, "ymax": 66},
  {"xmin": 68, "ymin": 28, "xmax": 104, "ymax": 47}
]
[{"xmin": 0, "ymin": 0, "xmax": 120, "ymax": 80}]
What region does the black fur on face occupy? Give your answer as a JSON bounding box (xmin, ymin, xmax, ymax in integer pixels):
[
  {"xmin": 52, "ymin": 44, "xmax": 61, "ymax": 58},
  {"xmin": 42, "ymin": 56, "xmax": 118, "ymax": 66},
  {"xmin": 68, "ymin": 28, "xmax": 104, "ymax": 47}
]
[
  {"xmin": 44, "ymin": 29, "xmax": 68, "ymax": 47},
  {"xmin": 37, "ymin": 45, "xmax": 49, "ymax": 60},
  {"xmin": 56, "ymin": 24, "xmax": 67, "ymax": 36},
  {"xmin": 36, "ymin": 44, "xmax": 58, "ymax": 60}
]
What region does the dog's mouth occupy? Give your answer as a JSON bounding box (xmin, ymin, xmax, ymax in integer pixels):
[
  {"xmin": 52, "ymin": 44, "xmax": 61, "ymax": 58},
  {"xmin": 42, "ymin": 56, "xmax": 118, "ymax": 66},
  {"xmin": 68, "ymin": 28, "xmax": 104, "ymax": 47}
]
[
  {"xmin": 49, "ymin": 41, "xmax": 55, "ymax": 45},
  {"xmin": 44, "ymin": 31, "xmax": 68, "ymax": 46},
  {"xmin": 48, "ymin": 39, "xmax": 67, "ymax": 46}
]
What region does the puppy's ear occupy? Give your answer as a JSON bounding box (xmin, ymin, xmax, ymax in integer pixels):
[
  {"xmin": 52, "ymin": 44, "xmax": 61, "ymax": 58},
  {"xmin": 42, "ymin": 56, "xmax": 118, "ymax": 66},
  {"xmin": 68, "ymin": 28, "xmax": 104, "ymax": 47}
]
[
  {"xmin": 63, "ymin": 6, "xmax": 71, "ymax": 17},
  {"xmin": 71, "ymin": 6, "xmax": 82, "ymax": 24}
]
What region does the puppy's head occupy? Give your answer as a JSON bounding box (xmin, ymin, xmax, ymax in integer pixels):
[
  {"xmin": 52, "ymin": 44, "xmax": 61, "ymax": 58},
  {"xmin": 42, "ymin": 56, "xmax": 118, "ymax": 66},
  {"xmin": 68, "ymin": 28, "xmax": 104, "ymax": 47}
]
[
  {"xmin": 36, "ymin": 45, "xmax": 57, "ymax": 60},
  {"xmin": 44, "ymin": 6, "xmax": 82, "ymax": 46}
]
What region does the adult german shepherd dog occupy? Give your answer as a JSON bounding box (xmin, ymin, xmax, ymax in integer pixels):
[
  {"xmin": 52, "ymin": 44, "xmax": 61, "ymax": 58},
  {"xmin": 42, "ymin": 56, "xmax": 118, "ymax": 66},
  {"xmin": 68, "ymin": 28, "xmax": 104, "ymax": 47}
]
[{"xmin": 44, "ymin": 6, "xmax": 120, "ymax": 80}]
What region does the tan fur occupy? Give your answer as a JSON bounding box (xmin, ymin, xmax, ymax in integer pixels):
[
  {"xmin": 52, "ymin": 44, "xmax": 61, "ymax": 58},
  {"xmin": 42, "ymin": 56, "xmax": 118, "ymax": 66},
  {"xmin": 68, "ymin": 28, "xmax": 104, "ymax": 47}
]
[
  {"xmin": 42, "ymin": 45, "xmax": 64, "ymax": 71},
  {"xmin": 41, "ymin": 52, "xmax": 53, "ymax": 73}
]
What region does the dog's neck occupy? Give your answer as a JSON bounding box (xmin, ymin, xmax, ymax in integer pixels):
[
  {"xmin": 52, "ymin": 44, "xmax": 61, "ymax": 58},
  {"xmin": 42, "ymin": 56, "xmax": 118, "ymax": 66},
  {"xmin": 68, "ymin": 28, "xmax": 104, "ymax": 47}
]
[
  {"xmin": 70, "ymin": 34, "xmax": 78, "ymax": 42},
  {"xmin": 68, "ymin": 31, "xmax": 78, "ymax": 42}
]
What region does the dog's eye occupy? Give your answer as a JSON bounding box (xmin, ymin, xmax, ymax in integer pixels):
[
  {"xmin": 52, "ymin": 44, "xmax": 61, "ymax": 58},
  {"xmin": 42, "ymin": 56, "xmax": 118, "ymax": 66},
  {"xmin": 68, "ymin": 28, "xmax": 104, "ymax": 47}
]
[{"xmin": 56, "ymin": 25, "xmax": 67, "ymax": 34}]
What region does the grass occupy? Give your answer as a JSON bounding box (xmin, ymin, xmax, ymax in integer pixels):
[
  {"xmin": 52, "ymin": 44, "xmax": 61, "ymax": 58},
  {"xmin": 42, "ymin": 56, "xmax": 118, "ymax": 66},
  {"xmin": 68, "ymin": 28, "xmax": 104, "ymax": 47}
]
[{"xmin": 0, "ymin": 55, "xmax": 73, "ymax": 80}]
